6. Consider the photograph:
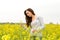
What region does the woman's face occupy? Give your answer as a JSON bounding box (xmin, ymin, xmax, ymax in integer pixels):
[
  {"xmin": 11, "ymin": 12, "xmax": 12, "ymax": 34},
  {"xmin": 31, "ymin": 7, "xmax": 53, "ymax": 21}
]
[{"xmin": 26, "ymin": 11, "xmax": 32, "ymax": 17}]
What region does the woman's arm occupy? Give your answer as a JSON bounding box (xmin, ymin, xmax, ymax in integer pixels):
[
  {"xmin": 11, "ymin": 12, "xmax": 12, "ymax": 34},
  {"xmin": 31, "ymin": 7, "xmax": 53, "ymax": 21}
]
[{"xmin": 37, "ymin": 16, "xmax": 45, "ymax": 30}]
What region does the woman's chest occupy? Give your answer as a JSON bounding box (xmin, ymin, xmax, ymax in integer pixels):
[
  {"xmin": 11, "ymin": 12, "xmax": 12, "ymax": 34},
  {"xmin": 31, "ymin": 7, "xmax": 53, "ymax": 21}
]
[{"xmin": 31, "ymin": 19, "xmax": 40, "ymax": 26}]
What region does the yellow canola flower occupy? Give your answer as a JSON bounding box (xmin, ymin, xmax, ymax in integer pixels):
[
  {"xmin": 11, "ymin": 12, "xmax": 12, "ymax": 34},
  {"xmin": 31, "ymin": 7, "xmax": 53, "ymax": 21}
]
[{"xmin": 2, "ymin": 34, "xmax": 11, "ymax": 40}]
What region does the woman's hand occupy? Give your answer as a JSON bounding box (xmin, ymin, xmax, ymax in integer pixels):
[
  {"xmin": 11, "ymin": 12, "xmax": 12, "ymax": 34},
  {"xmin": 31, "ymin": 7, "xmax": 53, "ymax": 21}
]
[
  {"xmin": 31, "ymin": 28, "xmax": 41, "ymax": 33},
  {"xmin": 32, "ymin": 29, "xmax": 41, "ymax": 33},
  {"xmin": 32, "ymin": 30, "xmax": 36, "ymax": 33}
]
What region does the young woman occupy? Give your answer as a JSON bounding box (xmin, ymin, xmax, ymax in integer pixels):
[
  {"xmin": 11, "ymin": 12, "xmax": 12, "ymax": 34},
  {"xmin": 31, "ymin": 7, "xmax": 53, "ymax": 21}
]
[{"xmin": 24, "ymin": 8, "xmax": 44, "ymax": 40}]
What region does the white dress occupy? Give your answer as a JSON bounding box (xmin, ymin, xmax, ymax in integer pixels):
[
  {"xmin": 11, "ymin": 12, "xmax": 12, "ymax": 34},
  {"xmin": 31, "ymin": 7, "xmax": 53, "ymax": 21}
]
[{"xmin": 30, "ymin": 16, "xmax": 44, "ymax": 36}]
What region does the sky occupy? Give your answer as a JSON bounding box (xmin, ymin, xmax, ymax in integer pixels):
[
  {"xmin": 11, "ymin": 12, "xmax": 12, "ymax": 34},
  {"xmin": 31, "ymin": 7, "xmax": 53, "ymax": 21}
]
[{"xmin": 0, "ymin": 0, "xmax": 60, "ymax": 24}]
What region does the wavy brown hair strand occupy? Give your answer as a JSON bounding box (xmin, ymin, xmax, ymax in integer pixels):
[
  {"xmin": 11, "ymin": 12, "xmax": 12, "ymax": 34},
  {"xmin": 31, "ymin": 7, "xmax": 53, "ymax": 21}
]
[{"xmin": 24, "ymin": 8, "xmax": 35, "ymax": 27}]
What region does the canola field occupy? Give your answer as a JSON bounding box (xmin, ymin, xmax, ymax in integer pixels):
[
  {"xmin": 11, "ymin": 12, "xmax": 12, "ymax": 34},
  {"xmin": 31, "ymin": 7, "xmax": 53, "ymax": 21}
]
[{"xmin": 0, "ymin": 23, "xmax": 60, "ymax": 40}]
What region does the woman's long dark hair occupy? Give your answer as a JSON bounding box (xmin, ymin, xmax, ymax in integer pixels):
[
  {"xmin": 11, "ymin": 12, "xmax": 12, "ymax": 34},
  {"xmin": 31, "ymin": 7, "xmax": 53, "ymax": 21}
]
[{"xmin": 24, "ymin": 8, "xmax": 35, "ymax": 27}]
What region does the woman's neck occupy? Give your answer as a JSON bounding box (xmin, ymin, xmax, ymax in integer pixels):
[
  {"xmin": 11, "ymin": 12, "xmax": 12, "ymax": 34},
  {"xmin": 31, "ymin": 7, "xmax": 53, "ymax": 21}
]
[
  {"xmin": 32, "ymin": 15, "xmax": 36, "ymax": 21},
  {"xmin": 32, "ymin": 15, "xmax": 35, "ymax": 18}
]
